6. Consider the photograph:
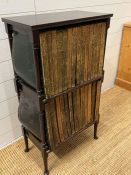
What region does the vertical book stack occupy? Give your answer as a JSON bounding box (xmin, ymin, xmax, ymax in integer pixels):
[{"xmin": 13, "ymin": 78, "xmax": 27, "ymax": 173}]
[
  {"xmin": 40, "ymin": 22, "xmax": 106, "ymax": 148},
  {"xmin": 40, "ymin": 22, "xmax": 106, "ymax": 97}
]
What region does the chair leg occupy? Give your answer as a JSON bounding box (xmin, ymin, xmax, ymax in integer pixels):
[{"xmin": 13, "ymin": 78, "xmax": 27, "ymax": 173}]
[
  {"xmin": 21, "ymin": 125, "xmax": 29, "ymax": 152},
  {"xmin": 94, "ymin": 122, "xmax": 98, "ymax": 140}
]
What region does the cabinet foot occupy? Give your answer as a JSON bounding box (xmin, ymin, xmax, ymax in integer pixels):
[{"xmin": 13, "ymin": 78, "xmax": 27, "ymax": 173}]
[
  {"xmin": 39, "ymin": 111, "xmax": 49, "ymax": 175},
  {"xmin": 94, "ymin": 122, "xmax": 98, "ymax": 140},
  {"xmin": 21, "ymin": 125, "xmax": 29, "ymax": 152},
  {"xmin": 42, "ymin": 149, "xmax": 49, "ymax": 175},
  {"xmin": 24, "ymin": 148, "xmax": 29, "ymax": 152},
  {"xmin": 44, "ymin": 171, "xmax": 49, "ymax": 175},
  {"xmin": 94, "ymin": 135, "xmax": 98, "ymax": 140}
]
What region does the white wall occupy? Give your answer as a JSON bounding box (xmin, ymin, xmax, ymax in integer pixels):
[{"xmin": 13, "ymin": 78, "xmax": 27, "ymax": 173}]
[
  {"xmin": 0, "ymin": 0, "xmax": 131, "ymax": 148},
  {"xmin": 0, "ymin": 0, "xmax": 35, "ymax": 148}
]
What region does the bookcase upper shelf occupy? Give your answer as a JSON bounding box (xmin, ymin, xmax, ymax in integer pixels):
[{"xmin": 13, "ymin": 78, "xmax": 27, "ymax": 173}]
[{"xmin": 2, "ymin": 10, "xmax": 113, "ymax": 30}]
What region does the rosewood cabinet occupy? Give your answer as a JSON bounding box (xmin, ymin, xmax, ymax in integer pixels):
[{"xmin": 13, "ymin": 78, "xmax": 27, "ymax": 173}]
[{"xmin": 2, "ymin": 11, "xmax": 112, "ymax": 175}]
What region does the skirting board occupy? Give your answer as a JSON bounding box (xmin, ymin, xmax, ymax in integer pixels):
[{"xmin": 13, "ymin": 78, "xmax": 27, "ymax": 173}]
[
  {"xmin": 116, "ymin": 78, "xmax": 131, "ymax": 91},
  {"xmin": 0, "ymin": 136, "xmax": 23, "ymax": 150}
]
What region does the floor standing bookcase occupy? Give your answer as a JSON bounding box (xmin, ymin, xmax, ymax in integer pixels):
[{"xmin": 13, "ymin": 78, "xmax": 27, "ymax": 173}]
[{"xmin": 2, "ymin": 11, "xmax": 112, "ymax": 175}]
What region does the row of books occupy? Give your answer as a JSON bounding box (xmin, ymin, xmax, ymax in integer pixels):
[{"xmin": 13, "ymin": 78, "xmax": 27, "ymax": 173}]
[
  {"xmin": 40, "ymin": 22, "xmax": 106, "ymax": 98},
  {"xmin": 45, "ymin": 81, "xmax": 101, "ymax": 148}
]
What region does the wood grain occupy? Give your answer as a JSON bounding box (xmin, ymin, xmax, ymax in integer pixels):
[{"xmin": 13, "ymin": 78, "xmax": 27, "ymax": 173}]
[
  {"xmin": 68, "ymin": 91, "xmax": 75, "ymax": 134},
  {"xmin": 45, "ymin": 99, "xmax": 60, "ymax": 148},
  {"xmin": 91, "ymin": 82, "xmax": 97, "ymax": 123},
  {"xmin": 87, "ymin": 84, "xmax": 92, "ymax": 123},
  {"xmin": 63, "ymin": 94, "xmax": 72, "ymax": 137},
  {"xmin": 55, "ymin": 96, "xmax": 65, "ymax": 142},
  {"xmin": 98, "ymin": 23, "xmax": 106, "ymax": 76},
  {"xmin": 95, "ymin": 81, "xmax": 102, "ymax": 122},
  {"xmin": 116, "ymin": 25, "xmax": 131, "ymax": 91}
]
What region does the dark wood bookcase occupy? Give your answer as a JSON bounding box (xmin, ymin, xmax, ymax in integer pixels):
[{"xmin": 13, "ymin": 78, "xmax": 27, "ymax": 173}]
[{"xmin": 2, "ymin": 11, "xmax": 113, "ymax": 175}]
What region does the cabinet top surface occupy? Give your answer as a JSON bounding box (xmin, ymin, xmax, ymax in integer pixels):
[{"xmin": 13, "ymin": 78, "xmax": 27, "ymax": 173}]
[{"xmin": 2, "ymin": 10, "xmax": 113, "ymax": 30}]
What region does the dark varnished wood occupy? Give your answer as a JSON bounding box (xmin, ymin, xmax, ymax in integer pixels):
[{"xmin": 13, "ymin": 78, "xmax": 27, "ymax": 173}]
[
  {"xmin": 39, "ymin": 111, "xmax": 49, "ymax": 175},
  {"xmin": 94, "ymin": 122, "xmax": 99, "ymax": 139},
  {"xmin": 2, "ymin": 11, "xmax": 112, "ymax": 31},
  {"xmin": 21, "ymin": 125, "xmax": 29, "ymax": 152}
]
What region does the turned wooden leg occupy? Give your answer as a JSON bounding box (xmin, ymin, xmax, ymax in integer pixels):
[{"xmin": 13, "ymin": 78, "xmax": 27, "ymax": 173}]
[
  {"xmin": 21, "ymin": 125, "xmax": 29, "ymax": 152},
  {"xmin": 94, "ymin": 122, "xmax": 98, "ymax": 140},
  {"xmin": 39, "ymin": 111, "xmax": 49, "ymax": 175},
  {"xmin": 41, "ymin": 147, "xmax": 49, "ymax": 175}
]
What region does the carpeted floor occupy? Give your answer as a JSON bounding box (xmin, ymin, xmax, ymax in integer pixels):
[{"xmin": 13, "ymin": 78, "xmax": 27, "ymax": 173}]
[{"xmin": 0, "ymin": 86, "xmax": 131, "ymax": 175}]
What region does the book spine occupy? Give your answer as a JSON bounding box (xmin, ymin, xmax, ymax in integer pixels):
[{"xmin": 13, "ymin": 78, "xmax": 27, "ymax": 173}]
[
  {"xmin": 68, "ymin": 91, "xmax": 75, "ymax": 134},
  {"xmin": 72, "ymin": 27, "xmax": 77, "ymax": 87},
  {"xmin": 62, "ymin": 29, "xmax": 68, "ymax": 91},
  {"xmin": 76, "ymin": 26, "xmax": 81, "ymax": 85},
  {"xmin": 99, "ymin": 23, "xmax": 106, "ymax": 76},
  {"xmin": 80, "ymin": 26, "xmax": 85, "ymax": 84},
  {"xmin": 91, "ymin": 24, "xmax": 97, "ymax": 80},
  {"xmin": 78, "ymin": 88, "xmax": 81, "ymax": 130},
  {"xmin": 63, "ymin": 94, "xmax": 72, "ymax": 137},
  {"xmin": 46, "ymin": 31, "xmax": 54, "ymax": 97},
  {"xmin": 91, "ymin": 82, "xmax": 97, "ymax": 123},
  {"xmin": 45, "ymin": 99, "xmax": 60, "ymax": 148},
  {"xmin": 56, "ymin": 30, "xmax": 63, "ymax": 94},
  {"xmin": 88, "ymin": 25, "xmax": 92, "ymax": 80},
  {"xmin": 49, "ymin": 99, "xmax": 60, "ymax": 146},
  {"xmin": 45, "ymin": 101, "xmax": 54, "ymax": 148},
  {"xmin": 94, "ymin": 23, "xmax": 102, "ymax": 79},
  {"xmin": 67, "ymin": 28, "xmax": 73, "ymax": 89},
  {"xmin": 72, "ymin": 90, "xmax": 79, "ymax": 132},
  {"xmin": 80, "ymin": 86, "xmax": 85, "ymax": 128},
  {"xmin": 40, "ymin": 32, "xmax": 50, "ymax": 98},
  {"xmin": 95, "ymin": 81, "xmax": 102, "ymax": 122},
  {"xmin": 84, "ymin": 85, "xmax": 89, "ymax": 125},
  {"xmin": 87, "ymin": 84, "xmax": 92, "ymax": 123},
  {"xmin": 55, "ymin": 96, "xmax": 65, "ymax": 142},
  {"xmin": 59, "ymin": 95, "xmax": 68, "ymax": 139},
  {"xmin": 51, "ymin": 30, "xmax": 57, "ymax": 95},
  {"xmin": 83, "ymin": 25, "xmax": 90, "ymax": 82}
]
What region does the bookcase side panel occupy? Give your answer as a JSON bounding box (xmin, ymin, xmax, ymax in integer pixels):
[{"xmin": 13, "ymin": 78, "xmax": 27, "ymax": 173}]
[{"xmin": 11, "ymin": 28, "xmax": 37, "ymax": 89}]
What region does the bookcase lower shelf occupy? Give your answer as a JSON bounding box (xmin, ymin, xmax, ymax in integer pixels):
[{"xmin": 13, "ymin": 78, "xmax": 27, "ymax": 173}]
[
  {"xmin": 22, "ymin": 120, "xmax": 99, "ymax": 153},
  {"xmin": 19, "ymin": 77, "xmax": 102, "ymax": 175}
]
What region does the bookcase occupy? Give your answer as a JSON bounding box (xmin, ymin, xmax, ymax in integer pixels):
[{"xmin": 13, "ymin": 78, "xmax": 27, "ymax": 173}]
[{"xmin": 2, "ymin": 11, "xmax": 112, "ymax": 175}]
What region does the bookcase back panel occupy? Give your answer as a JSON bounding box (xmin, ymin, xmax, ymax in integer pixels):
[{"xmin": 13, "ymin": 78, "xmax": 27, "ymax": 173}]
[
  {"xmin": 45, "ymin": 80, "xmax": 101, "ymax": 149},
  {"xmin": 40, "ymin": 22, "xmax": 106, "ymax": 98}
]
